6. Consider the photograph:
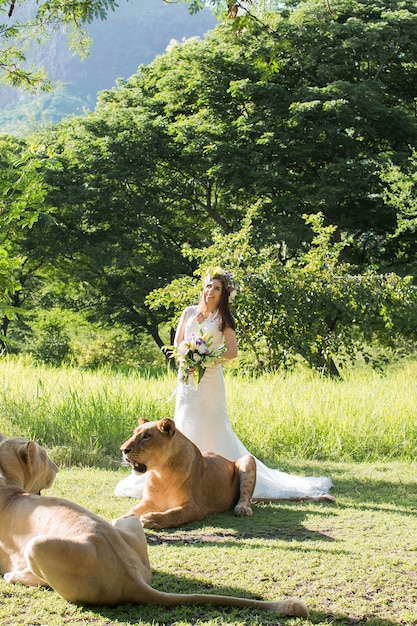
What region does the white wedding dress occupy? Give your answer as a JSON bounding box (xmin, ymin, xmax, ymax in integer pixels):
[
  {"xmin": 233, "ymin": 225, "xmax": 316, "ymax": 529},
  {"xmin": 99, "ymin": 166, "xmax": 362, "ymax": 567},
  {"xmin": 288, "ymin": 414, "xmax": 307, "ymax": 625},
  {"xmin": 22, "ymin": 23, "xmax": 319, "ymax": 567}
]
[{"xmin": 115, "ymin": 306, "xmax": 333, "ymax": 499}]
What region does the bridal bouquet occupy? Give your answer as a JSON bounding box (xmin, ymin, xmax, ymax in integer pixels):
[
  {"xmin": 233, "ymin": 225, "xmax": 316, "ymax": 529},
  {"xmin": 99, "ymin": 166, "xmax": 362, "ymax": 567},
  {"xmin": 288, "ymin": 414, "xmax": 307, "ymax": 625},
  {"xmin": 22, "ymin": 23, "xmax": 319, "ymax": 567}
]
[{"xmin": 168, "ymin": 330, "xmax": 226, "ymax": 386}]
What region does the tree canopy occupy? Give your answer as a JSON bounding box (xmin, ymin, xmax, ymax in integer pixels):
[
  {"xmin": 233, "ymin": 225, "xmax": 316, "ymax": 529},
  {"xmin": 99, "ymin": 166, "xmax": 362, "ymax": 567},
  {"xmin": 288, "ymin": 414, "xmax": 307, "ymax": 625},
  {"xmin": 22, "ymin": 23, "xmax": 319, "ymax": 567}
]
[{"xmin": 2, "ymin": 0, "xmax": 417, "ymax": 371}]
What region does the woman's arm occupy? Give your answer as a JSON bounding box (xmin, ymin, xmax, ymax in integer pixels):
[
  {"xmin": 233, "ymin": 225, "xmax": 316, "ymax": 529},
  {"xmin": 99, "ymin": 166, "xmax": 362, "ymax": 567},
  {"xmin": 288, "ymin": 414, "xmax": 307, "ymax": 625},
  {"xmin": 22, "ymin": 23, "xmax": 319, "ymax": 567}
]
[
  {"xmin": 173, "ymin": 309, "xmax": 188, "ymax": 347},
  {"xmin": 223, "ymin": 326, "xmax": 238, "ymax": 360}
]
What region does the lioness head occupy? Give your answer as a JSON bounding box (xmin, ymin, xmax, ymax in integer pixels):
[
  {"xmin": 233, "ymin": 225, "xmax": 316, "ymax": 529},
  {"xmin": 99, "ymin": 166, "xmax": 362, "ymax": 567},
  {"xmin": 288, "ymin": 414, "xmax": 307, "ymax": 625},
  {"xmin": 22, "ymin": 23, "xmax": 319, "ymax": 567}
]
[
  {"xmin": 120, "ymin": 418, "xmax": 177, "ymax": 474},
  {"xmin": 0, "ymin": 435, "xmax": 58, "ymax": 494}
]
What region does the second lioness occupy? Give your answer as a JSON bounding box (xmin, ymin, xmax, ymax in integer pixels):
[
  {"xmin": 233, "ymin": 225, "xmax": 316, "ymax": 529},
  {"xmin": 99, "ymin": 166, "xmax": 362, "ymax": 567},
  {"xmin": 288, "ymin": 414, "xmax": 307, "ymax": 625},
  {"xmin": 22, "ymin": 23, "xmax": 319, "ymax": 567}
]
[{"xmin": 118, "ymin": 418, "xmax": 256, "ymax": 529}]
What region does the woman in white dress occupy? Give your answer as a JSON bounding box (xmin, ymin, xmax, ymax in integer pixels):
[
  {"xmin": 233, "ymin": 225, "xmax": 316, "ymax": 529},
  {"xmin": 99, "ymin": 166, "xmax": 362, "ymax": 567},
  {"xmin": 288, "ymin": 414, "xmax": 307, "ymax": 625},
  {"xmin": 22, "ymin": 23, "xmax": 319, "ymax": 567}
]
[{"xmin": 115, "ymin": 268, "xmax": 333, "ymax": 499}]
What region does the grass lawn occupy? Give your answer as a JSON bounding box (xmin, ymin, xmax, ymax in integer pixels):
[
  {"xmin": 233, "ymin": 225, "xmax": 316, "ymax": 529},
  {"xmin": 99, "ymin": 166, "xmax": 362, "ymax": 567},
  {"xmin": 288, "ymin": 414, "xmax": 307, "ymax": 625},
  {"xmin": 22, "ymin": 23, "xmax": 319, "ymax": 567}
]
[{"xmin": 1, "ymin": 458, "xmax": 416, "ymax": 626}]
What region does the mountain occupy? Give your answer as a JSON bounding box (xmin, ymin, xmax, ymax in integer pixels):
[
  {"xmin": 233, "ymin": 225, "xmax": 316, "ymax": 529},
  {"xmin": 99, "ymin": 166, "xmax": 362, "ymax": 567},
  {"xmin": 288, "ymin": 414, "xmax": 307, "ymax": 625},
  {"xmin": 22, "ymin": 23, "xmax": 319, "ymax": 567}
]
[{"xmin": 0, "ymin": 0, "xmax": 217, "ymax": 135}]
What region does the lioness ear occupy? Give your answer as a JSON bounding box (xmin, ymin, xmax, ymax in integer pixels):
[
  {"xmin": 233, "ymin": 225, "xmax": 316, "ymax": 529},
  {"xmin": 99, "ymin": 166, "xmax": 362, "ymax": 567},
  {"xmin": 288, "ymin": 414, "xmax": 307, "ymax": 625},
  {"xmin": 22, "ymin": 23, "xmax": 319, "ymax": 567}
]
[
  {"xmin": 138, "ymin": 418, "xmax": 149, "ymax": 425},
  {"xmin": 159, "ymin": 418, "xmax": 175, "ymax": 437},
  {"xmin": 18, "ymin": 441, "xmax": 37, "ymax": 467}
]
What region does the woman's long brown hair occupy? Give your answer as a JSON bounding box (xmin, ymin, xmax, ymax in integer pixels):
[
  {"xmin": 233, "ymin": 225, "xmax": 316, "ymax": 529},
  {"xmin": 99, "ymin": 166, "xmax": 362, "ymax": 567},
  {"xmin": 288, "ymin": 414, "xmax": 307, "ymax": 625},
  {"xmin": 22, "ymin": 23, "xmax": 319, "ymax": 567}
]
[{"xmin": 199, "ymin": 273, "xmax": 236, "ymax": 332}]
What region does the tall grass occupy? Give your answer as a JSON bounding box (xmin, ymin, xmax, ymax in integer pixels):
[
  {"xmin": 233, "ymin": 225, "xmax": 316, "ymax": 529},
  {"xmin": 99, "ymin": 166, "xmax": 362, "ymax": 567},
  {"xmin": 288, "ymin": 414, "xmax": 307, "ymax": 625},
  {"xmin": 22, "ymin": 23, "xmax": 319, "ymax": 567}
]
[
  {"xmin": 0, "ymin": 354, "xmax": 416, "ymax": 466},
  {"xmin": 228, "ymin": 363, "xmax": 417, "ymax": 462},
  {"xmin": 0, "ymin": 356, "xmax": 174, "ymax": 466}
]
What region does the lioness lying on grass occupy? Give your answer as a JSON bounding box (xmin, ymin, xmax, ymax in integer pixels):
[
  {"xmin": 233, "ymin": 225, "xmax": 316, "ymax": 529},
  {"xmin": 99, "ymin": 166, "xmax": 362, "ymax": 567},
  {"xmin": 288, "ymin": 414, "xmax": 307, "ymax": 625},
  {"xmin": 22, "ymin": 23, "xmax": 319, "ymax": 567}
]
[
  {"xmin": 0, "ymin": 433, "xmax": 309, "ymax": 616},
  {"xmin": 118, "ymin": 417, "xmax": 256, "ymax": 529}
]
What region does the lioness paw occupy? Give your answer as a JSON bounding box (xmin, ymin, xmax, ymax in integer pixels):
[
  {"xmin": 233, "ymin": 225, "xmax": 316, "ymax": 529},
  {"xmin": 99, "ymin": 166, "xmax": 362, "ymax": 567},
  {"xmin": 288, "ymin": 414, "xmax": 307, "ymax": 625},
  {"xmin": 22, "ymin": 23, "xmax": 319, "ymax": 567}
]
[
  {"xmin": 275, "ymin": 598, "xmax": 310, "ymax": 618},
  {"xmin": 140, "ymin": 513, "xmax": 164, "ymax": 530},
  {"xmin": 4, "ymin": 569, "xmax": 43, "ymax": 586},
  {"xmin": 234, "ymin": 504, "xmax": 253, "ymax": 517}
]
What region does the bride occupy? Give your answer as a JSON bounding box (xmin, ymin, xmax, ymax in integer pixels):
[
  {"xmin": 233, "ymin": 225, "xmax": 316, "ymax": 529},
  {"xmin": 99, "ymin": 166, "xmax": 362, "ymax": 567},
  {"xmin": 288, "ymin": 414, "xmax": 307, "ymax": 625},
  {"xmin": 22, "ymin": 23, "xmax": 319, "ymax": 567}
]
[{"xmin": 115, "ymin": 268, "xmax": 333, "ymax": 500}]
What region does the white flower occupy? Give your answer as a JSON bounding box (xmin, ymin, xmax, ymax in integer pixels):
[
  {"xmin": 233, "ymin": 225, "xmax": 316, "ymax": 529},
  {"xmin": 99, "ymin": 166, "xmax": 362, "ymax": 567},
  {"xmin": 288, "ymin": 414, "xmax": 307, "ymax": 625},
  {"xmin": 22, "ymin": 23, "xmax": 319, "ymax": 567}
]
[{"xmin": 164, "ymin": 330, "xmax": 226, "ymax": 386}]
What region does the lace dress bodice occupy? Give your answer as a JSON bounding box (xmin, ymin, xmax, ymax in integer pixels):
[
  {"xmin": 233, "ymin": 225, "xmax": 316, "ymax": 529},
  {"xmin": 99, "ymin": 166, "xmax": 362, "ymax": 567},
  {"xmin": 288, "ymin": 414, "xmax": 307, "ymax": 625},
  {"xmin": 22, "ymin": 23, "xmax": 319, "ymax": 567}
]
[{"xmin": 184, "ymin": 305, "xmax": 224, "ymax": 348}]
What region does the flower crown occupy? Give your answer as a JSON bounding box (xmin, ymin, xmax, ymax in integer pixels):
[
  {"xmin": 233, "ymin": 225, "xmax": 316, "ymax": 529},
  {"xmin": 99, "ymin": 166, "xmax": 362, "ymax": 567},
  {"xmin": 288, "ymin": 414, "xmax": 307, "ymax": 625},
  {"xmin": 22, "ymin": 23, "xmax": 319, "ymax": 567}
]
[{"xmin": 204, "ymin": 267, "xmax": 237, "ymax": 301}]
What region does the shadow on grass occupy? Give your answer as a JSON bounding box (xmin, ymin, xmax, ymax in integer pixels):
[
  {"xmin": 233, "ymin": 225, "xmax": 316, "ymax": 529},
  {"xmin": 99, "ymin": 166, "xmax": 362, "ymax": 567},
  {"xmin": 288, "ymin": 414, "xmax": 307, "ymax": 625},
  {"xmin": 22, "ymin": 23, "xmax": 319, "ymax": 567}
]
[
  {"xmin": 145, "ymin": 503, "xmax": 338, "ymax": 547},
  {"xmin": 73, "ymin": 582, "xmax": 408, "ymax": 626},
  {"xmin": 73, "ymin": 568, "xmax": 307, "ymax": 625}
]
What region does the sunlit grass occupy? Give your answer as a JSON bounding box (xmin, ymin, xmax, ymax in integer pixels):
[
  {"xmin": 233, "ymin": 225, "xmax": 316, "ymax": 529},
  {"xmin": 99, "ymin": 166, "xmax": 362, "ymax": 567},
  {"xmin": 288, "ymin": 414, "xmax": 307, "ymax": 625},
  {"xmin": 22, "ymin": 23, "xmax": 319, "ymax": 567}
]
[{"xmin": 227, "ymin": 364, "xmax": 417, "ymax": 462}]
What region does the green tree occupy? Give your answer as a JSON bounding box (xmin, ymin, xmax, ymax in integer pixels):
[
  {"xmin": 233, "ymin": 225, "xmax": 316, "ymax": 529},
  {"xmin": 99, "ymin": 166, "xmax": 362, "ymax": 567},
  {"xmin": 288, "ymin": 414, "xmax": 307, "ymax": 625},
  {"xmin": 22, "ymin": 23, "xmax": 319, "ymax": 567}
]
[
  {"xmin": 93, "ymin": 0, "xmax": 417, "ymax": 271},
  {"xmin": 148, "ymin": 211, "xmax": 417, "ymax": 374},
  {"xmin": 0, "ymin": 247, "xmax": 21, "ymax": 348},
  {"xmin": 6, "ymin": 0, "xmax": 417, "ymax": 364},
  {"xmin": 380, "ymin": 149, "xmax": 417, "ymax": 277},
  {"xmin": 19, "ymin": 112, "xmax": 198, "ymax": 350},
  {"xmin": 0, "ymin": 134, "xmax": 52, "ymax": 347},
  {"xmin": 30, "ymin": 310, "xmax": 71, "ymax": 365}
]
